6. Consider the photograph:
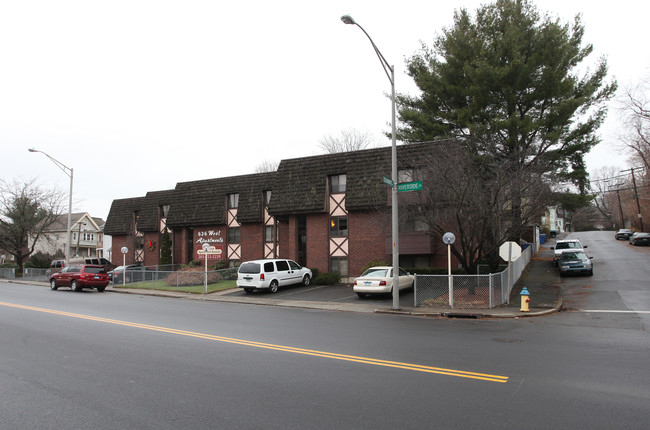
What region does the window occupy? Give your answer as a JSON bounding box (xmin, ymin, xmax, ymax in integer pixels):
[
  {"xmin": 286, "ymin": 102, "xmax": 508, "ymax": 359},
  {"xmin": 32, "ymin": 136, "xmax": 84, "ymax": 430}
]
[
  {"xmin": 330, "ymin": 257, "xmax": 349, "ymax": 277},
  {"xmin": 228, "ymin": 227, "xmax": 241, "ymax": 243},
  {"xmin": 265, "ymin": 226, "xmax": 274, "ymax": 242},
  {"xmin": 330, "ymin": 174, "xmax": 346, "ymax": 193},
  {"xmin": 161, "ymin": 205, "xmax": 170, "ymax": 217},
  {"xmin": 82, "ymin": 233, "xmax": 94, "ymax": 241},
  {"xmin": 264, "ymin": 262, "xmax": 275, "ymax": 272},
  {"xmin": 275, "ymin": 260, "xmax": 290, "ymax": 271},
  {"xmin": 330, "ymin": 217, "xmax": 348, "ymax": 237},
  {"xmin": 228, "ymin": 193, "xmax": 239, "ymax": 209},
  {"xmin": 264, "ymin": 190, "xmax": 272, "ymax": 205},
  {"xmin": 398, "ymin": 169, "xmax": 414, "ymax": 183}
]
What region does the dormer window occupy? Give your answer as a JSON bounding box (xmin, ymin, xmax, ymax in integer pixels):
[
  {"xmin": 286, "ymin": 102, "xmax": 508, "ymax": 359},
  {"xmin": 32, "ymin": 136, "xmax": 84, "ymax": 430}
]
[
  {"xmin": 330, "ymin": 174, "xmax": 346, "ymax": 194},
  {"xmin": 228, "ymin": 193, "xmax": 239, "ymax": 209}
]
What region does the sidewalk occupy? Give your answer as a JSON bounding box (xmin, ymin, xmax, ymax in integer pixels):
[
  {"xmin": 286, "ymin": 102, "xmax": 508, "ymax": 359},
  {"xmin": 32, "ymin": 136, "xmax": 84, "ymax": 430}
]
[
  {"xmin": 8, "ymin": 243, "xmax": 562, "ymax": 319},
  {"xmin": 105, "ymin": 243, "xmax": 561, "ymax": 318}
]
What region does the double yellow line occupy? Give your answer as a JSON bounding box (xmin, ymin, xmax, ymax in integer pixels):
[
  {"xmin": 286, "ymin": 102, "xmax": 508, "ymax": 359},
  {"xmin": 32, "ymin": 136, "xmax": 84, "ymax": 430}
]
[{"xmin": 0, "ymin": 301, "xmax": 509, "ymax": 383}]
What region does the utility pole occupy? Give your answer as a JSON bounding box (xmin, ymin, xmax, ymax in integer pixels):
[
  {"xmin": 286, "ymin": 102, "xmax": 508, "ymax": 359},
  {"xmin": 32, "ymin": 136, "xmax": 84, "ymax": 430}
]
[{"xmin": 622, "ymin": 167, "xmax": 644, "ymax": 231}]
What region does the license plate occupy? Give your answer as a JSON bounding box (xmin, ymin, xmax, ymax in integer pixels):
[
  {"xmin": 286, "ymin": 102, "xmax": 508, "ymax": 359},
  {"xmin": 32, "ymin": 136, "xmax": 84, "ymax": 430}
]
[
  {"xmin": 94, "ymin": 276, "xmax": 100, "ymax": 279},
  {"xmin": 364, "ymin": 281, "xmax": 371, "ymax": 285}
]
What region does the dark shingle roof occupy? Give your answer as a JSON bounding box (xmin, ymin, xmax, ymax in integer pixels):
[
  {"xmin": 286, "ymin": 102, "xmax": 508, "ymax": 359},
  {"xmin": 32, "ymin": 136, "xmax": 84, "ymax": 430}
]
[
  {"xmin": 268, "ymin": 141, "xmax": 451, "ymax": 215},
  {"xmin": 136, "ymin": 189, "xmax": 176, "ymax": 232},
  {"xmin": 103, "ymin": 197, "xmax": 145, "ymax": 235},
  {"xmin": 166, "ymin": 172, "xmax": 276, "ymax": 228}
]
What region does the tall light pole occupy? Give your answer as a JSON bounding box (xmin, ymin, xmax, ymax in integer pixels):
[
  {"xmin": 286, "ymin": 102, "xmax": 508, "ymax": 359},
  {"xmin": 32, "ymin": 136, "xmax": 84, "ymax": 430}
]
[
  {"xmin": 341, "ymin": 14, "xmax": 401, "ymax": 310},
  {"xmin": 28, "ymin": 148, "xmax": 74, "ymax": 267}
]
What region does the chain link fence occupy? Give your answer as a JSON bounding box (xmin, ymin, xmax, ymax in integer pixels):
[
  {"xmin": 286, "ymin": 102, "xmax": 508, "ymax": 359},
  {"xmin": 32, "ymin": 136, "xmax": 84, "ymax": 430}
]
[{"xmin": 415, "ymin": 245, "xmax": 532, "ymax": 309}]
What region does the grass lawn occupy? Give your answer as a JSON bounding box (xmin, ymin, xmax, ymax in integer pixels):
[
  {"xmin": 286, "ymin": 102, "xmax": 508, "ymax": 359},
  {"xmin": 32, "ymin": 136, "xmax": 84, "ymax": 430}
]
[{"xmin": 114, "ymin": 279, "xmax": 237, "ymax": 294}]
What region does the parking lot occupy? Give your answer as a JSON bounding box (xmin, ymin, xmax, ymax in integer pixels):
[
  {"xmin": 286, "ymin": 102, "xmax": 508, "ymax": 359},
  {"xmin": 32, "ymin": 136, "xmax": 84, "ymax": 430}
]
[{"xmin": 222, "ymin": 283, "xmax": 417, "ymax": 308}]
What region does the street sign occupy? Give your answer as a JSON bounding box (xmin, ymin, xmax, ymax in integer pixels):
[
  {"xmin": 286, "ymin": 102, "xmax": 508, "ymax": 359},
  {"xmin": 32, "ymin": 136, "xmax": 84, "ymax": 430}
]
[
  {"xmin": 383, "ymin": 176, "xmax": 394, "ymax": 187},
  {"xmin": 499, "ymin": 241, "xmax": 522, "ymax": 262},
  {"xmin": 397, "ymin": 181, "xmax": 423, "ymax": 192}
]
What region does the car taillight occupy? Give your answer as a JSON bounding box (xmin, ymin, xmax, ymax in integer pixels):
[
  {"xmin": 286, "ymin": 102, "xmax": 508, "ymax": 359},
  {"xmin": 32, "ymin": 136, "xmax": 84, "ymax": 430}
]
[
  {"xmin": 379, "ymin": 280, "xmax": 387, "ymax": 286},
  {"xmin": 353, "ymin": 280, "xmax": 358, "ymax": 285},
  {"xmin": 260, "ymin": 273, "xmax": 265, "ymax": 281}
]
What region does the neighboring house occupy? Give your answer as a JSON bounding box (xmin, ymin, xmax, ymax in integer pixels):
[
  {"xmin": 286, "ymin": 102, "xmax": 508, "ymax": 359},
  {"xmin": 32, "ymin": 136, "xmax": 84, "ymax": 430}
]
[
  {"xmin": 104, "ymin": 141, "xmax": 461, "ymax": 278},
  {"xmin": 542, "ymin": 206, "xmax": 565, "ymax": 235},
  {"xmin": 32, "ymin": 213, "xmax": 107, "ymax": 259}
]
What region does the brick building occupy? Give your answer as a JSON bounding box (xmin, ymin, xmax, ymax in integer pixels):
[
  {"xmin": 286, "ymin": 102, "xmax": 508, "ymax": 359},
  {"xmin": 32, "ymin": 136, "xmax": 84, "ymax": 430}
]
[{"xmin": 104, "ymin": 141, "xmax": 452, "ymax": 278}]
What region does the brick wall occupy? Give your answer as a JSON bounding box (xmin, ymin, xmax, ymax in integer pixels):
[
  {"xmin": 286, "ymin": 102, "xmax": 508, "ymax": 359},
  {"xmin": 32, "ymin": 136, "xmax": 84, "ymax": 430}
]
[
  {"xmin": 306, "ymin": 213, "xmax": 329, "ymax": 274},
  {"xmin": 241, "ymin": 223, "xmax": 263, "ymax": 262},
  {"xmin": 349, "ymin": 211, "xmax": 388, "ymax": 276}
]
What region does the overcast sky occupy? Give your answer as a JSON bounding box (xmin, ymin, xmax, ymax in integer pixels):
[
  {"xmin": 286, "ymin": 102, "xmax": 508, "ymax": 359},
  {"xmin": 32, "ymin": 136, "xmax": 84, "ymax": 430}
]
[{"xmin": 2, "ymin": 0, "xmax": 648, "ymax": 219}]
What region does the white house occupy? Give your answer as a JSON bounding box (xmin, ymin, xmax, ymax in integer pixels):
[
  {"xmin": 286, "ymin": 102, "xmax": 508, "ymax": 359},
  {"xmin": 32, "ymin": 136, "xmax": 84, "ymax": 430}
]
[{"xmin": 32, "ymin": 213, "xmax": 107, "ymax": 259}]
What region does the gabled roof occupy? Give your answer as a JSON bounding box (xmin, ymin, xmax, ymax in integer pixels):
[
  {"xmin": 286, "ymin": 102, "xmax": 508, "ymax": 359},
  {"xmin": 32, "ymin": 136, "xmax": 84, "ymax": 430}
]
[
  {"xmin": 268, "ymin": 141, "xmax": 451, "ymax": 215},
  {"xmin": 166, "ymin": 172, "xmax": 276, "ymax": 228},
  {"xmin": 136, "ymin": 189, "xmax": 176, "ymax": 232},
  {"xmin": 103, "ymin": 197, "xmax": 145, "ymax": 235},
  {"xmin": 44, "ymin": 213, "xmax": 104, "ymax": 233}
]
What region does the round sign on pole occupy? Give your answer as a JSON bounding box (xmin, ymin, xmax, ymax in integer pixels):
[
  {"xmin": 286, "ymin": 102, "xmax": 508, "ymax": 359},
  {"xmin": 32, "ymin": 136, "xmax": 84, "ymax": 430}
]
[{"xmin": 442, "ymin": 232, "xmax": 456, "ymax": 245}]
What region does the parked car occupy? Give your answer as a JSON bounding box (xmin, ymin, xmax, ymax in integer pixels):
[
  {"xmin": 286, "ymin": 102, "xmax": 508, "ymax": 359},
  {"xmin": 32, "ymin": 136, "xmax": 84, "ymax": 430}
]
[
  {"xmin": 110, "ymin": 263, "xmax": 154, "ymax": 284},
  {"xmin": 236, "ymin": 259, "xmax": 312, "ymax": 293},
  {"xmin": 49, "ymin": 264, "xmax": 110, "ymax": 292},
  {"xmin": 551, "ymin": 239, "xmax": 587, "ymax": 266},
  {"xmin": 558, "ymin": 251, "xmax": 593, "ymax": 276},
  {"xmin": 615, "ymin": 229, "xmax": 634, "ymax": 240},
  {"xmin": 630, "ymin": 232, "xmax": 650, "ymax": 246},
  {"xmin": 49, "ymin": 259, "xmax": 66, "ymax": 274},
  {"xmin": 353, "ymin": 266, "xmax": 414, "ymax": 298}
]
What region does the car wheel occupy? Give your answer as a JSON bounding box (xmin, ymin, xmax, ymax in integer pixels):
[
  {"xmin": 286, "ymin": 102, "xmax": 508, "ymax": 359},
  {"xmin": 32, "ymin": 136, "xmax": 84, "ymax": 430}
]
[
  {"xmin": 302, "ymin": 274, "xmax": 311, "ymax": 286},
  {"xmin": 268, "ymin": 280, "xmax": 279, "ymax": 294},
  {"xmin": 588, "ymin": 269, "xmax": 594, "ymax": 276},
  {"xmin": 71, "ymin": 280, "xmax": 80, "ymax": 292},
  {"xmin": 50, "ymin": 279, "xmax": 58, "ymax": 290},
  {"xmin": 356, "ymin": 292, "xmax": 366, "ymax": 298},
  {"xmin": 244, "ymin": 288, "xmax": 254, "ymax": 294},
  {"xmin": 96, "ymin": 286, "xmax": 106, "ymax": 292}
]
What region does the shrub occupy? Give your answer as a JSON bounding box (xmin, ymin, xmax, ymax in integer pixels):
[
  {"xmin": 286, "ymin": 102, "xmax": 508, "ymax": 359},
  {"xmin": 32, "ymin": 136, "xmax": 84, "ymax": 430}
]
[
  {"xmin": 165, "ymin": 267, "xmax": 224, "ymax": 287},
  {"xmin": 360, "ymin": 260, "xmax": 391, "ymax": 274},
  {"xmin": 313, "ymin": 272, "xmax": 340, "ymax": 285}
]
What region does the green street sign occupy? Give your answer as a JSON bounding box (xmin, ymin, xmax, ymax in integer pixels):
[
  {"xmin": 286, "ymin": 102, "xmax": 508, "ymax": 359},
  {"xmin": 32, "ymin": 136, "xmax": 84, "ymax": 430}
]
[
  {"xmin": 383, "ymin": 176, "xmax": 394, "ymax": 187},
  {"xmin": 397, "ymin": 181, "xmax": 423, "ymax": 192}
]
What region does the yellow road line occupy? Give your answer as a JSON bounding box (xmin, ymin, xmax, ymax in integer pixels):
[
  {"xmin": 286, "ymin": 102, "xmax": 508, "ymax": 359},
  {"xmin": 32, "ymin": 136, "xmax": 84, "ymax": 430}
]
[{"xmin": 0, "ymin": 301, "xmax": 509, "ymax": 383}]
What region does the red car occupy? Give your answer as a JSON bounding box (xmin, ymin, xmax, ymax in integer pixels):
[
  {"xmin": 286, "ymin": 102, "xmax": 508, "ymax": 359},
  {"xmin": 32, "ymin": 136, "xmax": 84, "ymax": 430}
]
[{"xmin": 49, "ymin": 264, "xmax": 110, "ymax": 292}]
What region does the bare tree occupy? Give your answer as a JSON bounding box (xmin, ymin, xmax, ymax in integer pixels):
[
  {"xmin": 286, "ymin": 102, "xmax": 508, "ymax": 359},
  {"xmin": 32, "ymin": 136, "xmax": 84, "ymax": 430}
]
[
  {"xmin": 619, "ymin": 80, "xmax": 650, "ymax": 169},
  {"xmin": 403, "ymin": 141, "xmax": 553, "ymax": 274},
  {"xmin": 0, "ymin": 179, "xmax": 64, "ymax": 268},
  {"xmin": 318, "ymin": 128, "xmax": 377, "ymax": 154},
  {"xmin": 254, "ymin": 160, "xmax": 279, "ymax": 173}
]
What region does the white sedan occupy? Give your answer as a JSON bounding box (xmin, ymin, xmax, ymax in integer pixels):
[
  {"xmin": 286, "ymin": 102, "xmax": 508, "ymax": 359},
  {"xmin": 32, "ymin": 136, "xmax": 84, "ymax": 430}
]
[{"xmin": 353, "ymin": 266, "xmax": 414, "ymax": 298}]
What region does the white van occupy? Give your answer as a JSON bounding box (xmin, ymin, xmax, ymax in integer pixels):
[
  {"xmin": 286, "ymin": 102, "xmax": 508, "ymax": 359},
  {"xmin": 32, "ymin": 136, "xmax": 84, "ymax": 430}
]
[{"xmin": 236, "ymin": 259, "xmax": 312, "ymax": 293}]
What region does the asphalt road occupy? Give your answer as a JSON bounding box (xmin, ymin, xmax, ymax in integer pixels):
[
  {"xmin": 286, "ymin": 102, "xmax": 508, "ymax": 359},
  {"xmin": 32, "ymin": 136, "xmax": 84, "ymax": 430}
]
[{"xmin": 1, "ymin": 231, "xmax": 648, "ymax": 429}]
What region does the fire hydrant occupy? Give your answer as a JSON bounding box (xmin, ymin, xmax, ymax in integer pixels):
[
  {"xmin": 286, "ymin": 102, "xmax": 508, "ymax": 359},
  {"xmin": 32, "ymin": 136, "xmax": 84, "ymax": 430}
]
[{"xmin": 520, "ymin": 287, "xmax": 531, "ymax": 312}]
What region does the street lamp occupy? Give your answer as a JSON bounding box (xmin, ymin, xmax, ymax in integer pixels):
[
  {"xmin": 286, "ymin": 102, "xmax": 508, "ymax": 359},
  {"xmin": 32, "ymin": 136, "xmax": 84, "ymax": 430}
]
[
  {"xmin": 28, "ymin": 148, "xmax": 74, "ymax": 267},
  {"xmin": 341, "ymin": 14, "xmax": 401, "ymax": 310}
]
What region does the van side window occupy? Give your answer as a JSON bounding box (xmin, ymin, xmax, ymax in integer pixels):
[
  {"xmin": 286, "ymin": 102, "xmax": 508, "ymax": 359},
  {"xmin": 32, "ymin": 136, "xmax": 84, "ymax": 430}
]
[
  {"xmin": 288, "ymin": 261, "xmax": 301, "ymax": 270},
  {"xmin": 264, "ymin": 262, "xmax": 274, "ymax": 272},
  {"xmin": 275, "ymin": 260, "xmax": 289, "ymax": 271}
]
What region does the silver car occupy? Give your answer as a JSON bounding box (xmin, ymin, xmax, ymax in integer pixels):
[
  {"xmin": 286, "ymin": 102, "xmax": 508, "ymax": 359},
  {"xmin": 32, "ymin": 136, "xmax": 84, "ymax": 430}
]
[{"xmin": 236, "ymin": 259, "xmax": 312, "ymax": 293}]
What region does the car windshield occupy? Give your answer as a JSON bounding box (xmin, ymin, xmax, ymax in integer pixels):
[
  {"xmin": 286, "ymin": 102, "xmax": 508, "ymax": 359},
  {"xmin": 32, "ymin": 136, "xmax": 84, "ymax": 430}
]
[
  {"xmin": 239, "ymin": 263, "xmax": 261, "ymax": 274},
  {"xmin": 556, "ymin": 242, "xmax": 580, "ymax": 250},
  {"xmin": 560, "ymin": 252, "xmax": 588, "ymax": 261},
  {"xmin": 361, "ymin": 268, "xmax": 389, "ymax": 277}
]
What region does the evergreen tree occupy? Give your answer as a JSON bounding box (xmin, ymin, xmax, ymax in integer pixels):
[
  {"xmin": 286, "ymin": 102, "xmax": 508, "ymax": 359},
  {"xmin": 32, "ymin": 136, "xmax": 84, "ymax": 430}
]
[
  {"xmin": 159, "ymin": 227, "xmax": 172, "ymax": 266},
  {"xmin": 396, "ymin": 0, "xmax": 616, "ymax": 191}
]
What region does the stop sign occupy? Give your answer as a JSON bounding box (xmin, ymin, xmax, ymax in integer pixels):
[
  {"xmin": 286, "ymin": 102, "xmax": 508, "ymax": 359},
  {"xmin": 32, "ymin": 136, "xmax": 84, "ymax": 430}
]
[{"xmin": 499, "ymin": 241, "xmax": 522, "ymax": 261}]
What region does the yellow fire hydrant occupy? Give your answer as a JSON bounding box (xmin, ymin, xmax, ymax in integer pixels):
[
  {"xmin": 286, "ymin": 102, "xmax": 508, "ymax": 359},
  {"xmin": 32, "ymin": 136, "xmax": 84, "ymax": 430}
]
[{"xmin": 520, "ymin": 287, "xmax": 531, "ymax": 312}]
